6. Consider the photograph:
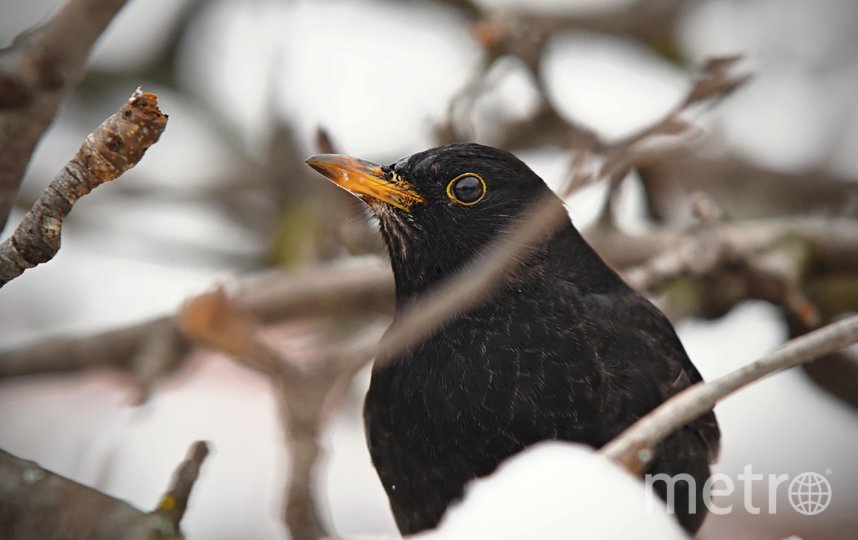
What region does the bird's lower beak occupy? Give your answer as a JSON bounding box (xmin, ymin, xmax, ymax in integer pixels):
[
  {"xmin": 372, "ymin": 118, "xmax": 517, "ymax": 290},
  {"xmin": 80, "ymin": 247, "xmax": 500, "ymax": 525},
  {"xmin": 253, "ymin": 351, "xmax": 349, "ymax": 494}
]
[{"xmin": 305, "ymin": 154, "xmax": 423, "ymax": 212}]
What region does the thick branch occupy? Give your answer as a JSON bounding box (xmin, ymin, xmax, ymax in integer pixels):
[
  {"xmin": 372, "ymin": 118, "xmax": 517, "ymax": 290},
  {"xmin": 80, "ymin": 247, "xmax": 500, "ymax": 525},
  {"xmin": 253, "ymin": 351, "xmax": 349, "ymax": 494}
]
[
  {"xmin": 600, "ymin": 314, "xmax": 858, "ymax": 470},
  {"xmin": 0, "ymin": 259, "xmax": 393, "ymax": 386},
  {"xmin": 0, "ymin": 441, "xmax": 208, "ymax": 540},
  {"xmin": 0, "ymin": 88, "xmax": 167, "ymax": 286},
  {"xmin": 0, "ymin": 0, "xmax": 131, "ymax": 227}
]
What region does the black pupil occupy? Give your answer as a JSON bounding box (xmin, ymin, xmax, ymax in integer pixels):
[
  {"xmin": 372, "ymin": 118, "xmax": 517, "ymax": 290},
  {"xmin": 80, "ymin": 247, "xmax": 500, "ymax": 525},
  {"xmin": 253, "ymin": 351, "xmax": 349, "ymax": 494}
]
[{"xmin": 453, "ymin": 175, "xmax": 483, "ymax": 203}]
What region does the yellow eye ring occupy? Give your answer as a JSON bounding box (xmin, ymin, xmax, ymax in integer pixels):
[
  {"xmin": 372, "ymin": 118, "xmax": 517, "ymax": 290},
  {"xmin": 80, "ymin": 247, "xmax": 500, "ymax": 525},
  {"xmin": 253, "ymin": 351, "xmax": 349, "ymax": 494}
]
[{"xmin": 446, "ymin": 173, "xmax": 487, "ymax": 206}]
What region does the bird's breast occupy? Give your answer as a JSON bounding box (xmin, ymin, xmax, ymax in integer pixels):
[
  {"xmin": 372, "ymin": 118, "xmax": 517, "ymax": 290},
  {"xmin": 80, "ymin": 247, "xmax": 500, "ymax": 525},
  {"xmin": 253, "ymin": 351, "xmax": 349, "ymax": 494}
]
[{"xmin": 365, "ymin": 288, "xmax": 606, "ymax": 463}]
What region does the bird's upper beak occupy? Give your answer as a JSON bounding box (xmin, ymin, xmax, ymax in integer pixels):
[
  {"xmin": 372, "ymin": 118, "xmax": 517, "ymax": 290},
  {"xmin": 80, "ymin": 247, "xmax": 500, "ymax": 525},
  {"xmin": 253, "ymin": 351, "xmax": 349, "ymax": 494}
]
[{"xmin": 305, "ymin": 154, "xmax": 423, "ymax": 212}]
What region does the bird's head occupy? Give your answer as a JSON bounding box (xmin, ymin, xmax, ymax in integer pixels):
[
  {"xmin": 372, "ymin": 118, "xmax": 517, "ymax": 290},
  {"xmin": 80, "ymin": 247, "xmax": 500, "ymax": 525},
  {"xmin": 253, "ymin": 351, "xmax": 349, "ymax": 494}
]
[{"xmin": 306, "ymin": 143, "xmax": 560, "ymax": 299}]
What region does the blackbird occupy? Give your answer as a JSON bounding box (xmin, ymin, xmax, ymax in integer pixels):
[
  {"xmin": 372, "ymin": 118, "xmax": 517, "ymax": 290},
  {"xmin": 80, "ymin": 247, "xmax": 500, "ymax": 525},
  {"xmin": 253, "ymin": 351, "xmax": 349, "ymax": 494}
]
[{"xmin": 306, "ymin": 143, "xmax": 720, "ymax": 536}]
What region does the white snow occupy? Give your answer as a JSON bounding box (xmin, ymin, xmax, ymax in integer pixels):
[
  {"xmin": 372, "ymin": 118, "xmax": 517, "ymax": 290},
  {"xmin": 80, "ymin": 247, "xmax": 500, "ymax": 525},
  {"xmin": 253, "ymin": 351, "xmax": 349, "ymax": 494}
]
[{"xmin": 418, "ymin": 442, "xmax": 687, "ymax": 540}]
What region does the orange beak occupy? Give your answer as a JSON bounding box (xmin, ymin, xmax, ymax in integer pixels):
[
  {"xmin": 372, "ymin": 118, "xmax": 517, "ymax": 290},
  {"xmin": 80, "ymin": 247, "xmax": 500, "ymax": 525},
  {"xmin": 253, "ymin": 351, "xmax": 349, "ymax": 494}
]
[{"xmin": 305, "ymin": 154, "xmax": 423, "ymax": 212}]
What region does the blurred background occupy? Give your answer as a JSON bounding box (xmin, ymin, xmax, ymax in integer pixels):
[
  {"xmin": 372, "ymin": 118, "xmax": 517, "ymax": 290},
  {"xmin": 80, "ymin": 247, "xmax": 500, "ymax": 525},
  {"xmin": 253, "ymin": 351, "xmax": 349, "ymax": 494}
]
[{"xmin": 1, "ymin": 0, "xmax": 857, "ymax": 538}]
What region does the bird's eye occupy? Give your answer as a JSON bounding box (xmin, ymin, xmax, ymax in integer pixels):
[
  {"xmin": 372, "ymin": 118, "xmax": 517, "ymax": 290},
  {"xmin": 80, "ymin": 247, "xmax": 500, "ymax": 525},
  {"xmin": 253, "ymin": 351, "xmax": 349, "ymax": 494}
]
[{"xmin": 446, "ymin": 173, "xmax": 486, "ymax": 206}]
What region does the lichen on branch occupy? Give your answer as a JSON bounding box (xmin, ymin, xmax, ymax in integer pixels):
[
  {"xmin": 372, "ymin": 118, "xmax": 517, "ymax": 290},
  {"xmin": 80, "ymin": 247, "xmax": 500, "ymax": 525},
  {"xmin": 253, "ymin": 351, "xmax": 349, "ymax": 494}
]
[{"xmin": 0, "ymin": 88, "xmax": 167, "ymax": 287}]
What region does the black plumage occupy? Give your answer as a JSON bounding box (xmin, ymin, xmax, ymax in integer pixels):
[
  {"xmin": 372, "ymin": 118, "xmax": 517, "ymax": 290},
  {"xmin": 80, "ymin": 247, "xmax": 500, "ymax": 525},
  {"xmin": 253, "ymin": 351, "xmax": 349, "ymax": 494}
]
[{"xmin": 306, "ymin": 143, "xmax": 720, "ymax": 536}]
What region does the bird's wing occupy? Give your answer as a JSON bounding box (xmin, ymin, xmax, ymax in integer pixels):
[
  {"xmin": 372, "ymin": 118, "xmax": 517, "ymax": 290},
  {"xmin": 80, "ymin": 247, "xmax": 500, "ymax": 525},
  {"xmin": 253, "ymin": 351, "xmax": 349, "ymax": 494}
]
[{"xmin": 577, "ymin": 287, "xmax": 721, "ymax": 463}]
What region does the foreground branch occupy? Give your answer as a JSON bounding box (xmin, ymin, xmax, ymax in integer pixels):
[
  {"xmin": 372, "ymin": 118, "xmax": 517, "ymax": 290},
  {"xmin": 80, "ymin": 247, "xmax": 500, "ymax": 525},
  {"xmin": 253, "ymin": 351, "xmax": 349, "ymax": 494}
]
[
  {"xmin": 0, "ymin": 441, "xmax": 208, "ymax": 540},
  {"xmin": 601, "ymin": 314, "xmax": 858, "ymax": 471},
  {"xmin": 152, "ymin": 441, "xmax": 211, "ymax": 530},
  {"xmin": 0, "ymin": 0, "xmax": 131, "ymax": 227},
  {"xmin": 0, "ymin": 88, "xmax": 167, "ymax": 287}
]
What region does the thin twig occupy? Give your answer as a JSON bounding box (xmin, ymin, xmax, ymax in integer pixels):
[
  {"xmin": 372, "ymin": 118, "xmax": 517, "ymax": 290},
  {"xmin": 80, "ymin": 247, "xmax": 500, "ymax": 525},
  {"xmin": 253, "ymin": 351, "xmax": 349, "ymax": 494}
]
[
  {"xmin": 586, "ymin": 217, "xmax": 858, "ymax": 275},
  {"xmin": 598, "ymin": 55, "xmax": 748, "ymax": 180},
  {"xmin": 600, "ymin": 314, "xmax": 858, "ymax": 470},
  {"xmin": 563, "ymin": 55, "xmax": 749, "ymax": 215},
  {"xmin": 0, "ymin": 88, "xmax": 167, "ymax": 286},
  {"xmin": 152, "ymin": 441, "xmax": 211, "ymax": 530},
  {"xmin": 0, "ymin": 0, "xmax": 131, "ymax": 227}
]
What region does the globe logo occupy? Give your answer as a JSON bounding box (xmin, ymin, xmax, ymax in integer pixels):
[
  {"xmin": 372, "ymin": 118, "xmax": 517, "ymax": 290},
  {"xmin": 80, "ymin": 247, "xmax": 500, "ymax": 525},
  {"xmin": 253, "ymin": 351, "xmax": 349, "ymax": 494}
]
[{"xmin": 788, "ymin": 472, "xmax": 832, "ymax": 516}]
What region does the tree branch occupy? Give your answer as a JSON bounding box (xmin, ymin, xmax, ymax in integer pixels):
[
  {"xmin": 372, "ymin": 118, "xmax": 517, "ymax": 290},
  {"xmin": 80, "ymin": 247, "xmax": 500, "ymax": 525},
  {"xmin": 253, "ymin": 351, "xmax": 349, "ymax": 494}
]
[
  {"xmin": 177, "ymin": 290, "xmax": 386, "ymax": 540},
  {"xmin": 152, "ymin": 441, "xmax": 211, "ymax": 530},
  {"xmin": 0, "ymin": 260, "xmax": 393, "ymax": 394},
  {"xmin": 586, "ymin": 217, "xmax": 858, "ymax": 276},
  {"xmin": 600, "ymin": 314, "xmax": 858, "ymax": 471},
  {"xmin": 0, "ymin": 88, "xmax": 167, "ymax": 286},
  {"xmin": 0, "ymin": 441, "xmax": 208, "ymax": 539},
  {"xmin": 4, "ymin": 216, "xmax": 857, "ymax": 386},
  {"xmin": 0, "ymin": 0, "xmax": 131, "ymax": 228}
]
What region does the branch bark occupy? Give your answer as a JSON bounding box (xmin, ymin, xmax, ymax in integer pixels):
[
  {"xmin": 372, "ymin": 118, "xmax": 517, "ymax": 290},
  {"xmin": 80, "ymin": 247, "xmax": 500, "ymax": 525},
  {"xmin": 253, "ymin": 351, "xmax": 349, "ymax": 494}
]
[
  {"xmin": 151, "ymin": 441, "xmax": 211, "ymax": 530},
  {"xmin": 0, "ymin": 441, "xmax": 208, "ymax": 540},
  {"xmin": 0, "ymin": 0, "xmax": 131, "ymax": 228},
  {"xmin": 0, "ymin": 261, "xmax": 393, "ymax": 394},
  {"xmin": 587, "ymin": 217, "xmax": 858, "ymax": 277},
  {"xmin": 0, "ymin": 88, "xmax": 167, "ymax": 286}
]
